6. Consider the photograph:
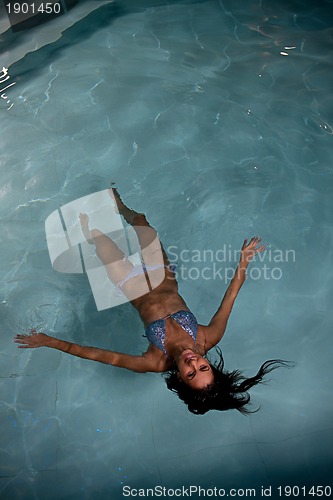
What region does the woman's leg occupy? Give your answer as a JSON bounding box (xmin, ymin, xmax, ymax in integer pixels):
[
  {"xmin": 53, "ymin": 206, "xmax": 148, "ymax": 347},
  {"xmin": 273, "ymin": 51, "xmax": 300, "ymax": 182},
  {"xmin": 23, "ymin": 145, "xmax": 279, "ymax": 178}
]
[
  {"xmin": 109, "ymin": 188, "xmax": 169, "ymax": 267},
  {"xmin": 79, "ymin": 213, "xmax": 133, "ymax": 283}
]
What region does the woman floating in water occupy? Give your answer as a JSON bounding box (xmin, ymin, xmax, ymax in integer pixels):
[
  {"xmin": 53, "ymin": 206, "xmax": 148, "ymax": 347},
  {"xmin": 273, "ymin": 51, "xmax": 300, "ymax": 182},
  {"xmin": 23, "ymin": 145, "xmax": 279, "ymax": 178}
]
[{"xmin": 14, "ymin": 188, "xmax": 291, "ymax": 415}]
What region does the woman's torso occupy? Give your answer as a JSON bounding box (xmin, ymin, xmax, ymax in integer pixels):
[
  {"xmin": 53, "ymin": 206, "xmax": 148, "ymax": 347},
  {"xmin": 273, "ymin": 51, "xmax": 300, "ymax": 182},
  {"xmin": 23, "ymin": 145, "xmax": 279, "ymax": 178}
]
[
  {"xmin": 130, "ymin": 267, "xmax": 187, "ymax": 324},
  {"xmin": 129, "ymin": 268, "xmax": 206, "ymax": 367}
]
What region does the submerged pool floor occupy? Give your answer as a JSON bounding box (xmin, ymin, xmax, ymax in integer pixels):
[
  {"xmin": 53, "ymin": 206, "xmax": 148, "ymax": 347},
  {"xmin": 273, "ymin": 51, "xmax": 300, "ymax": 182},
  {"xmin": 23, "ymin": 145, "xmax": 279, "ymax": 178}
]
[{"xmin": 1, "ymin": 0, "xmax": 333, "ymax": 498}]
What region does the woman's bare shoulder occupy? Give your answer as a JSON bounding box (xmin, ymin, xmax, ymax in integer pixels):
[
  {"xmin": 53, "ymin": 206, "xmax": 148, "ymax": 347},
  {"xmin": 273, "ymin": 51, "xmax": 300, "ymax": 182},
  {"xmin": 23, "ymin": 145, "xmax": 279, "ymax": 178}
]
[
  {"xmin": 143, "ymin": 344, "xmax": 174, "ymax": 372},
  {"xmin": 196, "ymin": 324, "xmax": 213, "ymax": 355}
]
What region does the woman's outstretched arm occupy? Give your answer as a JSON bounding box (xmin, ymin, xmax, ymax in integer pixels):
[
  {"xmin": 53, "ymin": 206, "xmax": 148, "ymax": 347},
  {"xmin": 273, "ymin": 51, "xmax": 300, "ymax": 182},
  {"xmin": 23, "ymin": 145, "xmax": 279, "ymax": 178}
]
[
  {"xmin": 203, "ymin": 236, "xmax": 265, "ymax": 350},
  {"xmin": 13, "ymin": 331, "xmax": 161, "ymax": 373}
]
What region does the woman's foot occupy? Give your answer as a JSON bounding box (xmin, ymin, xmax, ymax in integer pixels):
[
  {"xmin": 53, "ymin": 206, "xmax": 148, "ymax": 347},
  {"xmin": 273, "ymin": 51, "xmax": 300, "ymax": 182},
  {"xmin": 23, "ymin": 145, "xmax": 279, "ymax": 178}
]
[
  {"xmin": 79, "ymin": 213, "xmax": 95, "ymax": 245},
  {"xmin": 107, "ymin": 187, "xmax": 143, "ymax": 225},
  {"xmin": 108, "ymin": 187, "xmax": 122, "ymax": 214}
]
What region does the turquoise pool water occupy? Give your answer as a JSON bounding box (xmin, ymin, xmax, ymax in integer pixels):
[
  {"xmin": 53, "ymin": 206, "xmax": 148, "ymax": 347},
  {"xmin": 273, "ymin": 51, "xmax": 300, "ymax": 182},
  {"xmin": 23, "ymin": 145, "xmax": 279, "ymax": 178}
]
[{"xmin": 1, "ymin": 0, "xmax": 333, "ymax": 498}]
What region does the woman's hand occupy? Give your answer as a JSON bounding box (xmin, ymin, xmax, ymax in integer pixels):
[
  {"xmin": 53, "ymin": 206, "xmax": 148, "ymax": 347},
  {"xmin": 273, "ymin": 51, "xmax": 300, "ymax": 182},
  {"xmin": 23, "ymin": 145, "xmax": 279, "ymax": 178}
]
[
  {"xmin": 240, "ymin": 236, "xmax": 265, "ymax": 266},
  {"xmin": 13, "ymin": 329, "xmax": 51, "ymax": 349}
]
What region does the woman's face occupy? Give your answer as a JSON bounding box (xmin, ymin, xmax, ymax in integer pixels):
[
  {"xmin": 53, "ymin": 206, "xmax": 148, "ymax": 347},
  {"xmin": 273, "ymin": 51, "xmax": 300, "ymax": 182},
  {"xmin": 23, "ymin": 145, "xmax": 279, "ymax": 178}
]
[{"xmin": 177, "ymin": 350, "xmax": 214, "ymax": 389}]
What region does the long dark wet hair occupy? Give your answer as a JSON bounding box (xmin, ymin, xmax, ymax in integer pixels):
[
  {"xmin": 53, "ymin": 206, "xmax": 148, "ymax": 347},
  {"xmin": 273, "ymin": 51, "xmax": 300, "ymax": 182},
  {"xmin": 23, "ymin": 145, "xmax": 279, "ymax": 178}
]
[{"xmin": 164, "ymin": 348, "xmax": 294, "ymax": 415}]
